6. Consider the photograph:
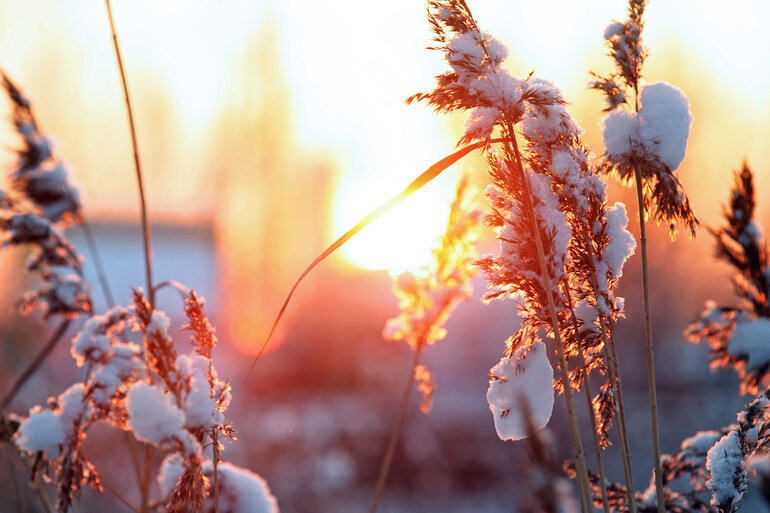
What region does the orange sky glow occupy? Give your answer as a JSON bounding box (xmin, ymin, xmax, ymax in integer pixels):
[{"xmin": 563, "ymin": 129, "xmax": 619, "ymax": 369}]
[{"xmin": 1, "ymin": 0, "xmax": 769, "ymax": 354}]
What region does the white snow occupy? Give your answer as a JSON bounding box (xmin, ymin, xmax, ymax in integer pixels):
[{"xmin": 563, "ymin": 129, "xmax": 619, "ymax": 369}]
[
  {"xmin": 706, "ymin": 430, "xmax": 745, "ymax": 508},
  {"xmin": 728, "ymin": 318, "xmax": 770, "ymax": 372},
  {"xmin": 57, "ymin": 383, "xmax": 88, "ymax": 432},
  {"xmin": 464, "ymin": 106, "xmax": 499, "ymax": 141},
  {"xmin": 601, "ymin": 109, "xmax": 638, "ymax": 161},
  {"xmin": 15, "ymin": 408, "xmax": 64, "ymax": 458},
  {"xmin": 601, "ymin": 82, "xmax": 692, "ymax": 171},
  {"xmin": 159, "ymin": 456, "xmax": 280, "ymax": 513},
  {"xmin": 681, "ymin": 430, "xmax": 722, "ymax": 459},
  {"xmin": 601, "ymin": 203, "xmax": 636, "ymax": 279},
  {"xmin": 638, "ymin": 82, "xmax": 693, "ymax": 171},
  {"xmin": 158, "ymin": 453, "xmax": 185, "ymax": 497},
  {"xmin": 206, "ymin": 461, "xmax": 279, "ymax": 513},
  {"xmin": 486, "ymin": 341, "xmax": 554, "ymax": 441},
  {"xmin": 147, "ymin": 310, "xmax": 171, "ymax": 335},
  {"xmin": 126, "ymin": 382, "xmax": 186, "ymax": 446},
  {"xmin": 176, "ymin": 353, "xmax": 229, "ymax": 429},
  {"xmin": 603, "ymin": 22, "xmax": 625, "ymax": 40}
]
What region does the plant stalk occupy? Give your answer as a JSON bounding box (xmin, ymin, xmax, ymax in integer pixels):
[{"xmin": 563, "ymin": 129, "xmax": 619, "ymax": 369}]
[
  {"xmin": 104, "ymin": 0, "xmax": 154, "ymax": 310},
  {"xmin": 80, "ymin": 219, "xmax": 116, "ymax": 308},
  {"xmin": 1, "ymin": 319, "xmax": 71, "ymax": 409},
  {"xmin": 633, "ymin": 163, "xmax": 666, "ymax": 513},
  {"xmin": 213, "ymin": 428, "xmax": 220, "ymax": 513},
  {"xmin": 583, "ymin": 240, "xmax": 637, "ymax": 512},
  {"xmin": 367, "ymin": 347, "xmax": 423, "ymax": 513},
  {"xmin": 563, "ymin": 283, "xmax": 610, "ymax": 513},
  {"xmin": 506, "ymin": 126, "xmax": 592, "ymax": 513},
  {"xmin": 104, "ymin": 3, "xmax": 155, "ymax": 510},
  {"xmin": 1, "ymin": 411, "xmax": 53, "ymax": 513}
]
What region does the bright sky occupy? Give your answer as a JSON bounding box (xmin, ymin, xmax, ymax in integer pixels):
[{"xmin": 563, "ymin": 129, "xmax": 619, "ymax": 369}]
[{"xmin": 1, "ymin": 0, "xmax": 770, "ymax": 270}]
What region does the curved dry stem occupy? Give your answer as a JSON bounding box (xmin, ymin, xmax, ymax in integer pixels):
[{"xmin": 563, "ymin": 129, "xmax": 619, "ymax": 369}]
[
  {"xmin": 241, "ymin": 138, "xmax": 503, "ymax": 386},
  {"xmin": 367, "ymin": 347, "xmax": 423, "ymax": 513},
  {"xmin": 104, "ymin": 0, "xmax": 154, "ymax": 310}
]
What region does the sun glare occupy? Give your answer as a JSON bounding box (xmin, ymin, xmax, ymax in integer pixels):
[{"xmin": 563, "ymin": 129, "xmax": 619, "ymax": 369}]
[{"xmin": 333, "ymin": 175, "xmax": 455, "ymax": 272}]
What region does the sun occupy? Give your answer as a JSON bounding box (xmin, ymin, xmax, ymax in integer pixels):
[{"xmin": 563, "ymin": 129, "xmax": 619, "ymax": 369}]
[{"xmin": 332, "ymin": 174, "xmax": 456, "ymax": 272}]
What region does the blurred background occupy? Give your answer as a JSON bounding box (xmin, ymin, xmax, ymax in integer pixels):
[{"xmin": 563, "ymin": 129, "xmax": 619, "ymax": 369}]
[{"xmin": 1, "ymin": 0, "xmax": 770, "ymax": 511}]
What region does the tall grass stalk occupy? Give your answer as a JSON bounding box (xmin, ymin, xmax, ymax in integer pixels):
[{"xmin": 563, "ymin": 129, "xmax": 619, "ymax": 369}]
[
  {"xmin": 103, "ymin": 0, "xmax": 154, "ymax": 310},
  {"xmin": 601, "ymin": 318, "xmax": 637, "ymax": 512},
  {"xmin": 584, "ymin": 241, "xmax": 637, "ymax": 511},
  {"xmin": 80, "ymin": 220, "xmax": 116, "ymax": 308},
  {"xmin": 1, "ymin": 411, "xmax": 53, "ymax": 513},
  {"xmin": 563, "ymin": 284, "xmax": 610, "ymax": 513},
  {"xmin": 634, "ymin": 161, "xmax": 665, "ymax": 513},
  {"xmin": 367, "ymin": 347, "xmax": 423, "ymax": 513},
  {"xmin": 5, "ymin": 447, "xmax": 26, "ymax": 513},
  {"xmin": 103, "ymin": 2, "xmax": 156, "ymax": 511},
  {"xmin": 507, "ymin": 127, "xmax": 593, "ymax": 512}
]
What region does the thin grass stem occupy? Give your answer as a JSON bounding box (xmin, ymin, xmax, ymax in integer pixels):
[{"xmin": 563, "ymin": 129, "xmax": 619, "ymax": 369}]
[
  {"xmin": 103, "ymin": 3, "xmax": 156, "ymax": 510},
  {"xmin": 0, "ymin": 411, "xmax": 53, "ymax": 513},
  {"xmin": 600, "ymin": 317, "xmax": 637, "ymax": 512},
  {"xmin": 79, "ymin": 219, "xmax": 116, "ymax": 308},
  {"xmin": 1, "ymin": 319, "xmax": 71, "ymax": 410},
  {"xmin": 563, "ymin": 282, "xmax": 610, "ymax": 513},
  {"xmin": 100, "ymin": 475, "xmax": 141, "ymax": 513},
  {"xmin": 367, "ymin": 347, "xmax": 423, "ymax": 513},
  {"xmin": 212, "ymin": 428, "xmax": 220, "ymax": 513},
  {"xmin": 582, "ymin": 240, "xmax": 637, "ymax": 511},
  {"xmin": 103, "ymin": 0, "xmax": 154, "ymax": 310},
  {"xmin": 505, "ymin": 126, "xmax": 592, "ymax": 513},
  {"xmin": 5, "ymin": 447, "xmax": 27, "ymax": 513},
  {"xmin": 242, "ymin": 138, "xmax": 504, "ymax": 386},
  {"xmin": 633, "ymin": 162, "xmax": 665, "ymax": 513}
]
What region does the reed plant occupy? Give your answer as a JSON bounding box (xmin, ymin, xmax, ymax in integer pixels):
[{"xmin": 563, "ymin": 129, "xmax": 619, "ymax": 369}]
[{"xmin": 3, "ymin": 0, "xmax": 770, "ymax": 512}]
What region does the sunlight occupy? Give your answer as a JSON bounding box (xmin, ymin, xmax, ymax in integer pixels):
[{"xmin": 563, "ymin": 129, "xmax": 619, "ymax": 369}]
[{"xmin": 333, "ymin": 174, "xmax": 455, "ymax": 271}]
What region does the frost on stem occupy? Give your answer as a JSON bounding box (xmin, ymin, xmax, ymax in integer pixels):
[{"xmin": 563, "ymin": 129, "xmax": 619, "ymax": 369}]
[
  {"xmin": 590, "ymin": 1, "xmax": 697, "ymax": 239},
  {"xmin": 686, "ymin": 164, "xmax": 770, "ymax": 395},
  {"xmin": 383, "ymin": 175, "xmax": 482, "ymax": 411},
  {"xmin": 410, "ymin": 0, "xmax": 636, "ymax": 445}
]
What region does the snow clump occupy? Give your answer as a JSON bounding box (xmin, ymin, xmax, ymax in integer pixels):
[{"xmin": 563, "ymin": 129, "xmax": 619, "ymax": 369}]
[
  {"xmin": 602, "ymin": 81, "xmax": 692, "ymax": 171},
  {"xmin": 487, "ymin": 341, "xmax": 554, "ymax": 441}
]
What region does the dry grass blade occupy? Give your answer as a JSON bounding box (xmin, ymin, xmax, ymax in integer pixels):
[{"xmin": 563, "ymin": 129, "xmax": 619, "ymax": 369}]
[
  {"xmin": 103, "ymin": 0, "xmax": 154, "ymax": 310},
  {"xmin": 241, "ymin": 138, "xmax": 502, "ymax": 385}
]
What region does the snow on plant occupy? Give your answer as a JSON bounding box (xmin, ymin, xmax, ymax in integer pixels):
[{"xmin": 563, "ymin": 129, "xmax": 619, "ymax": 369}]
[
  {"xmin": 407, "ymin": 2, "xmax": 642, "ymax": 510},
  {"xmin": 590, "ymin": 0, "xmax": 696, "ymax": 239},
  {"xmin": 10, "ymin": 288, "xmax": 275, "ymax": 513},
  {"xmin": 486, "ymin": 341, "xmax": 554, "ymax": 441},
  {"xmin": 383, "ymin": 174, "xmax": 482, "ymax": 356},
  {"xmin": 0, "ymin": 73, "xmax": 91, "ymax": 319},
  {"xmin": 369, "ymin": 175, "xmax": 482, "ymax": 513},
  {"xmin": 686, "ymin": 164, "xmax": 770, "ymax": 395},
  {"xmin": 0, "ymin": 75, "xmax": 276, "ymax": 513}
]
